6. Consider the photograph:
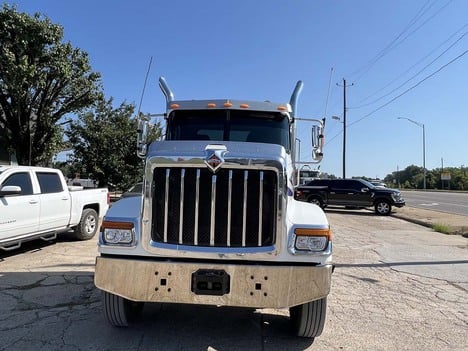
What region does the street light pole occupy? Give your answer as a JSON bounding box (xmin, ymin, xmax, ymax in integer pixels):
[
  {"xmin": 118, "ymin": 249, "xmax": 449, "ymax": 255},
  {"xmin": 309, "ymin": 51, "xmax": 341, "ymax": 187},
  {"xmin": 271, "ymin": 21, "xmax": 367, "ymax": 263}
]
[
  {"xmin": 332, "ymin": 115, "xmax": 345, "ymax": 178},
  {"xmin": 398, "ymin": 117, "xmax": 426, "ymax": 190}
]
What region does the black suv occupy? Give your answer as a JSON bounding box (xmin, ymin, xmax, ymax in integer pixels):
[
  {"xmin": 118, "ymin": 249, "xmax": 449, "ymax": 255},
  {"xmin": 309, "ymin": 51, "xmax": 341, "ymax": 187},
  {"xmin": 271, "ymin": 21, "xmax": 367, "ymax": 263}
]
[{"xmin": 295, "ymin": 178, "xmax": 405, "ymax": 215}]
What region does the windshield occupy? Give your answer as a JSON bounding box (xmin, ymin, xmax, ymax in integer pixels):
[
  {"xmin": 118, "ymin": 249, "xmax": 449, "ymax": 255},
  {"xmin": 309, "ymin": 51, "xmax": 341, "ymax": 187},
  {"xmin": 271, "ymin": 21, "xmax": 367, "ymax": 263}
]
[
  {"xmin": 300, "ymin": 171, "xmax": 319, "ymax": 178},
  {"xmin": 360, "ymin": 179, "xmax": 376, "ymax": 188},
  {"xmin": 166, "ymin": 109, "xmax": 290, "ymax": 151}
]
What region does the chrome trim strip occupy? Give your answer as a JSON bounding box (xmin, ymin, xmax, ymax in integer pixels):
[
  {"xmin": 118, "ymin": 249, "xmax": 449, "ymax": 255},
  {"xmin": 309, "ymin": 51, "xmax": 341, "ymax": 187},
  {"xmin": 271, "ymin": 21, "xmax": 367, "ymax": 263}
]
[
  {"xmin": 242, "ymin": 170, "xmax": 248, "ymax": 246},
  {"xmin": 258, "ymin": 171, "xmax": 264, "ymax": 246},
  {"xmin": 210, "ymin": 174, "xmax": 217, "ymax": 246},
  {"xmin": 179, "ymin": 168, "xmax": 185, "ymax": 244},
  {"xmin": 194, "ymin": 169, "xmax": 200, "ymax": 245},
  {"xmin": 227, "ymin": 170, "xmax": 232, "ymax": 247},
  {"xmin": 164, "ymin": 169, "xmax": 170, "ymax": 242},
  {"xmin": 151, "ymin": 241, "xmax": 276, "ymax": 254}
]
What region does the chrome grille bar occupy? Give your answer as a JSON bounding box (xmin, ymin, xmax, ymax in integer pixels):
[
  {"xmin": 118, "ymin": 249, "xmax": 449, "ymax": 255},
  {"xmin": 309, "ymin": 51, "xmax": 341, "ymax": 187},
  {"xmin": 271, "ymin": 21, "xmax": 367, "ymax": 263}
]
[
  {"xmin": 227, "ymin": 170, "xmax": 232, "ymax": 246},
  {"xmin": 210, "ymin": 174, "xmax": 217, "ymax": 246},
  {"xmin": 242, "ymin": 170, "xmax": 248, "ymax": 246},
  {"xmin": 178, "ymin": 168, "xmax": 185, "ymax": 244},
  {"xmin": 163, "ymin": 169, "xmax": 170, "ymax": 242},
  {"xmin": 194, "ymin": 169, "xmax": 200, "ymax": 245},
  {"xmin": 258, "ymin": 171, "xmax": 264, "ymax": 246}
]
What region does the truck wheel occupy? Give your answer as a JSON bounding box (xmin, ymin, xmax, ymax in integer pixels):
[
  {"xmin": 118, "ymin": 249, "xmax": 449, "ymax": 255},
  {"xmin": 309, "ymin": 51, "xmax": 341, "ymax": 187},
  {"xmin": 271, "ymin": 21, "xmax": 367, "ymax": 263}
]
[
  {"xmin": 375, "ymin": 200, "xmax": 392, "ymax": 215},
  {"xmin": 103, "ymin": 291, "xmax": 144, "ymax": 327},
  {"xmin": 74, "ymin": 208, "xmax": 98, "ymax": 240},
  {"xmin": 308, "ymin": 196, "xmax": 323, "ymax": 208},
  {"xmin": 290, "ymin": 297, "xmax": 327, "ymax": 338}
]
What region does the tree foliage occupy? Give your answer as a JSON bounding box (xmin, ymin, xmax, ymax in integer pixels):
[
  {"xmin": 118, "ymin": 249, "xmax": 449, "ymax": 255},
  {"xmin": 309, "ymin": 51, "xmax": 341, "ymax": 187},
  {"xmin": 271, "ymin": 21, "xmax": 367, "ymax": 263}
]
[
  {"xmin": 384, "ymin": 165, "xmax": 468, "ymax": 191},
  {"xmin": 0, "ymin": 5, "xmax": 102, "ymax": 165},
  {"xmin": 65, "ymin": 98, "xmax": 161, "ymax": 190}
]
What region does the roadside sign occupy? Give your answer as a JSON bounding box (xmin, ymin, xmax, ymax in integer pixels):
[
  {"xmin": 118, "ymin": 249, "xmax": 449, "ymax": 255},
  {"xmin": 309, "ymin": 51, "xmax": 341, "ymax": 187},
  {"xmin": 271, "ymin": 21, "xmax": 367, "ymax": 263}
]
[{"xmin": 441, "ymin": 172, "xmax": 451, "ymax": 180}]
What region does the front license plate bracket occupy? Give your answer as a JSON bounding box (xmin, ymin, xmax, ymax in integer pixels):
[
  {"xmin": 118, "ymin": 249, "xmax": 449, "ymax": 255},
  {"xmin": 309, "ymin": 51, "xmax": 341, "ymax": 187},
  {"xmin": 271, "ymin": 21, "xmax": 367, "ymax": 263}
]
[{"xmin": 191, "ymin": 269, "xmax": 230, "ymax": 296}]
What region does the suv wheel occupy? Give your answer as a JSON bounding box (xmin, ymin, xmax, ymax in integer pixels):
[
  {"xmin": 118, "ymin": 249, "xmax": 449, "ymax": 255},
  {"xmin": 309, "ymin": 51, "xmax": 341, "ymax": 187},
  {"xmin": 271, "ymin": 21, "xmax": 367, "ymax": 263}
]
[
  {"xmin": 375, "ymin": 200, "xmax": 391, "ymax": 215},
  {"xmin": 308, "ymin": 196, "xmax": 324, "ymax": 208}
]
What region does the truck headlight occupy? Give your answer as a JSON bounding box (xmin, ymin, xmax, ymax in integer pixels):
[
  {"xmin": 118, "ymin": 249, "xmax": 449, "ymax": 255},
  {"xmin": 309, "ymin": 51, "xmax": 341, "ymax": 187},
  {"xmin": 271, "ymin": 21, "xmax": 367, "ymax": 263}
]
[
  {"xmin": 101, "ymin": 221, "xmax": 135, "ymax": 245},
  {"xmin": 294, "ymin": 228, "xmax": 331, "ymax": 252},
  {"xmin": 296, "ymin": 236, "xmax": 328, "ymax": 251}
]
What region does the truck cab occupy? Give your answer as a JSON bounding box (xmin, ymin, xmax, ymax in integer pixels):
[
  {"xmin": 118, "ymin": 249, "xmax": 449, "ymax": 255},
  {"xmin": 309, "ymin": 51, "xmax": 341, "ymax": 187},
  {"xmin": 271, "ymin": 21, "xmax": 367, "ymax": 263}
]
[{"xmin": 94, "ymin": 77, "xmax": 332, "ymax": 339}]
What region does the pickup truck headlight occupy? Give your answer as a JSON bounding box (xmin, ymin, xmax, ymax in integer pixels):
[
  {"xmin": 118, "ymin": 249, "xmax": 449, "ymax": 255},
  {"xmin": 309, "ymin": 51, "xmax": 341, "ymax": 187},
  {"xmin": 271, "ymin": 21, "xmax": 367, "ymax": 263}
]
[
  {"xmin": 294, "ymin": 228, "xmax": 331, "ymax": 252},
  {"xmin": 101, "ymin": 221, "xmax": 135, "ymax": 245},
  {"xmin": 391, "ymin": 192, "xmax": 401, "ymax": 201}
]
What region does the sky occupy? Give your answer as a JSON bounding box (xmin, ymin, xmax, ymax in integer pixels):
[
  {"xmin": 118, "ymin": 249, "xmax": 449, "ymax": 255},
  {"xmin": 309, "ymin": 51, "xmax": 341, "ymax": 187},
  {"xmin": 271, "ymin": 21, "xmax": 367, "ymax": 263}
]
[{"xmin": 5, "ymin": 0, "xmax": 468, "ymax": 180}]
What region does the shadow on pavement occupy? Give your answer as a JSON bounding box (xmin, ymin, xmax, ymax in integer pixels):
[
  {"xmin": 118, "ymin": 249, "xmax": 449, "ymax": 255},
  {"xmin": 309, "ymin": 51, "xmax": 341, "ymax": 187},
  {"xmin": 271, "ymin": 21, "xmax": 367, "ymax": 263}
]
[{"xmin": 0, "ymin": 270, "xmax": 317, "ymax": 351}]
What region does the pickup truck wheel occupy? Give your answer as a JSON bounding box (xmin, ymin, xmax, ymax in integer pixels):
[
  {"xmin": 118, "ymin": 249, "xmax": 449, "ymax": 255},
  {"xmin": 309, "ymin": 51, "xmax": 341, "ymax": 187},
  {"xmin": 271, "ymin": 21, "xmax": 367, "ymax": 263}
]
[
  {"xmin": 103, "ymin": 291, "xmax": 144, "ymax": 327},
  {"xmin": 375, "ymin": 200, "xmax": 392, "ymax": 215},
  {"xmin": 308, "ymin": 196, "xmax": 323, "ymax": 208},
  {"xmin": 74, "ymin": 208, "xmax": 98, "ymax": 240},
  {"xmin": 290, "ymin": 297, "xmax": 327, "ymax": 338}
]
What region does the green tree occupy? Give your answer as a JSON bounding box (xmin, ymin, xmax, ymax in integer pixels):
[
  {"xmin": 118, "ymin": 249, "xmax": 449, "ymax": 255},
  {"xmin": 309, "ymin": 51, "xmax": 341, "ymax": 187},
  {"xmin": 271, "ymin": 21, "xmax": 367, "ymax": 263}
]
[
  {"xmin": 384, "ymin": 165, "xmax": 468, "ymax": 190},
  {"xmin": 66, "ymin": 98, "xmax": 161, "ymax": 190},
  {"xmin": 433, "ymin": 166, "xmax": 468, "ymax": 191},
  {"xmin": 0, "ymin": 5, "xmax": 102, "ymax": 165},
  {"xmin": 385, "ymin": 165, "xmax": 424, "ymax": 189}
]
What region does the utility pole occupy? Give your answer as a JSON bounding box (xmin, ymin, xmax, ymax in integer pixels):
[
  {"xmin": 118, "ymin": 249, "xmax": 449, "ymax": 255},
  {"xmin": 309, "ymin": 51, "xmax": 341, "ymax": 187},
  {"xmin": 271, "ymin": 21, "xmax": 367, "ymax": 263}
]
[
  {"xmin": 336, "ymin": 78, "xmax": 353, "ymax": 179},
  {"xmin": 397, "ymin": 165, "xmax": 400, "ymax": 188},
  {"xmin": 441, "ymin": 157, "xmax": 444, "ymax": 190}
]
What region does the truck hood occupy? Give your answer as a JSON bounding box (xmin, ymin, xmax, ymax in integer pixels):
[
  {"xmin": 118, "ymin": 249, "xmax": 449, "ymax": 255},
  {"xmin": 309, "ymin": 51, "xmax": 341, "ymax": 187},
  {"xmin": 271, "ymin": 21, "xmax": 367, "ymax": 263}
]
[
  {"xmin": 147, "ymin": 140, "xmax": 289, "ymax": 165},
  {"xmin": 105, "ymin": 196, "xmax": 142, "ymax": 222},
  {"xmin": 373, "ymin": 187, "xmax": 401, "ymax": 194}
]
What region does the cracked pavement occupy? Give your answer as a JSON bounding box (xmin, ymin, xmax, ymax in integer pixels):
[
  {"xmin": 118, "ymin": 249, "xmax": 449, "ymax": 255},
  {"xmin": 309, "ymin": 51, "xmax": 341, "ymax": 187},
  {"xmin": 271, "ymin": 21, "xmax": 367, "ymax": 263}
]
[{"xmin": 0, "ymin": 211, "xmax": 467, "ymax": 351}]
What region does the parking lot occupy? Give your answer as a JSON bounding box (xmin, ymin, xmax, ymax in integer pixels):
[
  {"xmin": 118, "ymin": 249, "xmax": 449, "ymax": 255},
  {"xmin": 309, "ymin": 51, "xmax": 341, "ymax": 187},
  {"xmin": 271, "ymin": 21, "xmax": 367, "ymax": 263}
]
[{"xmin": 1, "ymin": 209, "xmax": 467, "ymax": 351}]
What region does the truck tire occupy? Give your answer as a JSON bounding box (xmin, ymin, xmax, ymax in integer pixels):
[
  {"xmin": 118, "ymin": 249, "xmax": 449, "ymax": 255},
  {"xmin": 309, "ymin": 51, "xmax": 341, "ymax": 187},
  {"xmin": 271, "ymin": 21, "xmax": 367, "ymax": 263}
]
[
  {"xmin": 308, "ymin": 196, "xmax": 324, "ymax": 208},
  {"xmin": 103, "ymin": 291, "xmax": 144, "ymax": 327},
  {"xmin": 74, "ymin": 208, "xmax": 98, "ymax": 240},
  {"xmin": 374, "ymin": 199, "xmax": 392, "ymax": 215},
  {"xmin": 290, "ymin": 297, "xmax": 327, "ymax": 338}
]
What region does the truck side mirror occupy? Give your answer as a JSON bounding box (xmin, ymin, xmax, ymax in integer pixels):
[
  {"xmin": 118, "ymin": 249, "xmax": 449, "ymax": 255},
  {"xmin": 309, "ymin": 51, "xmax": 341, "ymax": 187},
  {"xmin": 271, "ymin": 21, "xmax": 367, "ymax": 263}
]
[
  {"xmin": 0, "ymin": 185, "xmax": 22, "ymax": 197},
  {"xmin": 311, "ymin": 125, "xmax": 324, "ymax": 162},
  {"xmin": 137, "ymin": 117, "xmax": 149, "ymax": 158}
]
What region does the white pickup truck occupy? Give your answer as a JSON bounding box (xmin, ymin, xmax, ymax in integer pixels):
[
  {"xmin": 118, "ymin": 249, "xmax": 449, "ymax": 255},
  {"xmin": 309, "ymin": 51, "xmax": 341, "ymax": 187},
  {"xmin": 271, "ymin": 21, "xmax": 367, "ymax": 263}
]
[{"xmin": 0, "ymin": 165, "xmax": 109, "ymax": 251}]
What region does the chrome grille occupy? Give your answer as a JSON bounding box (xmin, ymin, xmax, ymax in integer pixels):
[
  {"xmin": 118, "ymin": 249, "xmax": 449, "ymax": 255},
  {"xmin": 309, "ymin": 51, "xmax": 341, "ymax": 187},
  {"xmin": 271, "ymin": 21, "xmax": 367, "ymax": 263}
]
[{"xmin": 151, "ymin": 167, "xmax": 277, "ymax": 247}]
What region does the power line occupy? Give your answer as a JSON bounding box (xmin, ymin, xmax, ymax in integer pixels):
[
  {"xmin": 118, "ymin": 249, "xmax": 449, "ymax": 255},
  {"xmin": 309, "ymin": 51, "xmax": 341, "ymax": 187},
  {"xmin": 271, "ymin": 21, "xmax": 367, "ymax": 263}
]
[
  {"xmin": 323, "ymin": 67, "xmax": 334, "ymax": 118},
  {"xmin": 351, "ymin": 28, "xmax": 468, "ymax": 109},
  {"xmin": 348, "ymin": 48, "xmax": 468, "ymax": 128},
  {"xmin": 351, "ymin": 0, "xmax": 445, "ymax": 82},
  {"xmin": 301, "ymin": 47, "xmax": 466, "ymax": 159},
  {"xmin": 355, "ymin": 20, "xmax": 468, "ymax": 107}
]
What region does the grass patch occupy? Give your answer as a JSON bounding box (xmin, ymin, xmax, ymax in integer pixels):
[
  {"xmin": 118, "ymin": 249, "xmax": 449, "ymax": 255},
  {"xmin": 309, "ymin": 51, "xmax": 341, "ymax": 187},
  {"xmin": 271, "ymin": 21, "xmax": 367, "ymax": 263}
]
[{"xmin": 432, "ymin": 223, "xmax": 452, "ymax": 234}]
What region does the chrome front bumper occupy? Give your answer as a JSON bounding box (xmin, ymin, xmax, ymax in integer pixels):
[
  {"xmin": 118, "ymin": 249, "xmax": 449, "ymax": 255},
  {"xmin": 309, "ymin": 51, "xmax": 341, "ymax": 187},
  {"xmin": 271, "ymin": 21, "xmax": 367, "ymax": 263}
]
[{"xmin": 95, "ymin": 256, "xmax": 332, "ymax": 309}]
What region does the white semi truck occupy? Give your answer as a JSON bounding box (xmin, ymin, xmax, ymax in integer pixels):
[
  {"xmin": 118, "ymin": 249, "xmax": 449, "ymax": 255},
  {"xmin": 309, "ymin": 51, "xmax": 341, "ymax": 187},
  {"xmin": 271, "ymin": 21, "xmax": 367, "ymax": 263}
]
[{"xmin": 94, "ymin": 77, "xmax": 332, "ymax": 339}]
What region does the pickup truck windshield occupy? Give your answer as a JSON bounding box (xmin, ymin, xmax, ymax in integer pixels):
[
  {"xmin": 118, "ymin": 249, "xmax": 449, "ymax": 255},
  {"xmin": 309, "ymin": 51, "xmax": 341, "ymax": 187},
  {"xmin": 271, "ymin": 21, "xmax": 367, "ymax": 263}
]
[{"xmin": 166, "ymin": 109, "xmax": 290, "ymax": 151}]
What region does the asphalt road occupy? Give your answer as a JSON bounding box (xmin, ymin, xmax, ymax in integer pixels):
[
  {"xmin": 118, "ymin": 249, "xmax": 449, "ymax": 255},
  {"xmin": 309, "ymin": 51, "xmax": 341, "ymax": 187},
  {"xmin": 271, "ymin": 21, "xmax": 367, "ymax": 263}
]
[
  {"xmin": 0, "ymin": 211, "xmax": 467, "ymax": 351},
  {"xmin": 401, "ymin": 190, "xmax": 468, "ymax": 216}
]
